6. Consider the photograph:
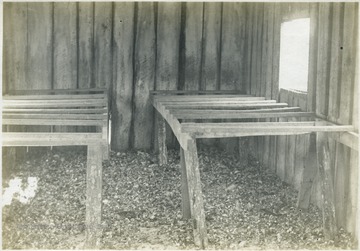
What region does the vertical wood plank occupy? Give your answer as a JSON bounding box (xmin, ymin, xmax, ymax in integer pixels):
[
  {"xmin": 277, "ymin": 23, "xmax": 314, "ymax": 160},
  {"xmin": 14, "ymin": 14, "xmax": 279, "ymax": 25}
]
[
  {"xmin": 255, "ymin": 3, "xmax": 264, "ymax": 97},
  {"xmin": 184, "ymin": 2, "xmax": 203, "ymax": 91},
  {"xmin": 271, "ymin": 3, "xmax": 281, "ymax": 100},
  {"xmin": 307, "ymin": 3, "xmax": 319, "ymax": 113},
  {"xmin": 85, "ymin": 144, "xmax": 103, "ymax": 249},
  {"xmin": 221, "ymin": 2, "xmax": 245, "ymax": 91},
  {"xmin": 78, "ymin": 2, "xmax": 94, "ymax": 89},
  {"xmin": 201, "ymin": 2, "xmax": 221, "ymax": 91},
  {"xmin": 53, "ymin": 2, "xmax": 77, "ymax": 89},
  {"xmin": 244, "ymin": 3, "xmax": 254, "ymax": 95},
  {"xmin": 133, "ymin": 2, "xmax": 156, "ymax": 149},
  {"xmin": 155, "ymin": 2, "xmax": 181, "ymax": 148},
  {"xmin": 260, "ymin": 4, "xmax": 269, "ymax": 98},
  {"xmin": 276, "ymin": 90, "xmax": 287, "ymax": 181},
  {"xmin": 112, "ymin": 2, "xmax": 134, "ymax": 151},
  {"xmin": 285, "ymin": 92, "xmax": 296, "ymax": 184},
  {"xmin": 3, "ymin": 3, "xmax": 28, "ymax": 92},
  {"xmin": 27, "ymin": 3, "xmax": 52, "ymax": 90},
  {"xmin": 94, "ymin": 2, "xmax": 112, "ymax": 89},
  {"xmin": 250, "ymin": 3, "xmax": 259, "ymax": 96},
  {"xmin": 327, "ymin": 3, "xmax": 343, "ymax": 122},
  {"xmin": 315, "ymin": 3, "xmax": 332, "ymax": 117}
]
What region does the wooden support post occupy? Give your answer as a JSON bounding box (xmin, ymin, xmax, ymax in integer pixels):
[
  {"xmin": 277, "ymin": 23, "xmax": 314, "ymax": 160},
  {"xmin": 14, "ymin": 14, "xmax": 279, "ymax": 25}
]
[
  {"xmin": 180, "ymin": 148, "xmax": 191, "ymax": 218},
  {"xmin": 181, "ymin": 137, "xmax": 208, "ymax": 248},
  {"xmin": 84, "ymin": 144, "xmax": 103, "ymax": 249},
  {"xmin": 102, "ymin": 121, "xmax": 109, "ymax": 160},
  {"xmin": 316, "ymin": 132, "xmax": 337, "ymax": 241},
  {"xmin": 158, "ymin": 114, "xmax": 168, "ymax": 165},
  {"xmin": 297, "ymin": 132, "xmax": 317, "ymax": 209}
]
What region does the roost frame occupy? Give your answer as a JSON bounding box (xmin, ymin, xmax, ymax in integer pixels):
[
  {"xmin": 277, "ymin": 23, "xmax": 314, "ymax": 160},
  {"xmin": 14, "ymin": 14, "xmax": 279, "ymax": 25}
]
[{"xmin": 151, "ymin": 90, "xmax": 358, "ymax": 248}]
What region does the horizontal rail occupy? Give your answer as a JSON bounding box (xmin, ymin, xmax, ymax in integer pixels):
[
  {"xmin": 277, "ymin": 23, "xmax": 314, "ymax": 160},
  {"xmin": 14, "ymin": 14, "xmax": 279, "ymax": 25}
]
[
  {"xmin": 3, "ymin": 118, "xmax": 104, "ymax": 126},
  {"xmin": 161, "ymin": 103, "xmax": 289, "ymax": 109},
  {"xmin": 150, "ymin": 90, "xmax": 247, "ymax": 95},
  {"xmin": 6, "ymin": 88, "xmax": 107, "ymax": 95},
  {"xmin": 172, "ymin": 111, "xmax": 314, "ymax": 120},
  {"xmin": 3, "ymin": 93, "xmax": 107, "ymax": 100},
  {"xmin": 3, "ymin": 100, "xmax": 107, "ymax": 108},
  {"xmin": 3, "ymin": 108, "xmax": 108, "ymax": 114},
  {"xmin": 156, "ymin": 100, "xmax": 277, "ymax": 105},
  {"xmin": 153, "ymin": 95, "xmax": 265, "ymax": 102},
  {"xmin": 2, "ymin": 132, "xmax": 103, "ymax": 146},
  {"xmin": 180, "ymin": 122, "xmax": 354, "ymax": 138},
  {"xmin": 3, "ymin": 113, "xmax": 107, "ymax": 120}
]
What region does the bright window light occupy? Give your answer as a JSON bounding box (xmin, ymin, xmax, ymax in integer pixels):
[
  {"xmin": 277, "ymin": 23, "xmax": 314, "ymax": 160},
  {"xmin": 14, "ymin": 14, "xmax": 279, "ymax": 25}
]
[{"xmin": 279, "ymin": 18, "xmax": 310, "ymax": 92}]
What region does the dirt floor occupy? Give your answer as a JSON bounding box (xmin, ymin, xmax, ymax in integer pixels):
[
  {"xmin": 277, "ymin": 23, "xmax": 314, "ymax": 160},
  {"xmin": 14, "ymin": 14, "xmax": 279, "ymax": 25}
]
[{"xmin": 2, "ymin": 146, "xmax": 356, "ymax": 249}]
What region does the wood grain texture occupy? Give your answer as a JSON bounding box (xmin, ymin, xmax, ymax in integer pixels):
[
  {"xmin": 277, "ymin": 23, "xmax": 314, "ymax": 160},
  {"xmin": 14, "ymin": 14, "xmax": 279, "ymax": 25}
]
[
  {"xmin": 78, "ymin": 2, "xmax": 94, "ymax": 89},
  {"xmin": 133, "ymin": 2, "xmax": 156, "ymax": 149},
  {"xmin": 27, "ymin": 3, "xmax": 52, "ymax": 90},
  {"xmin": 221, "ymin": 2, "xmax": 245, "ymax": 91},
  {"xmin": 53, "ymin": 2, "xmax": 77, "ymax": 89},
  {"xmin": 94, "ymin": 2, "xmax": 112, "ymax": 89},
  {"xmin": 112, "ymin": 2, "xmax": 134, "ymax": 151},
  {"xmin": 184, "ymin": 2, "xmax": 203, "ymax": 91},
  {"xmin": 3, "ymin": 3, "xmax": 28, "ymax": 92},
  {"xmin": 315, "ymin": 3, "xmax": 331, "ymax": 117},
  {"xmin": 155, "ymin": 2, "xmax": 181, "ymax": 148},
  {"xmin": 271, "ymin": 3, "xmax": 281, "ymax": 100},
  {"xmin": 201, "ymin": 2, "xmax": 221, "ymax": 91}
]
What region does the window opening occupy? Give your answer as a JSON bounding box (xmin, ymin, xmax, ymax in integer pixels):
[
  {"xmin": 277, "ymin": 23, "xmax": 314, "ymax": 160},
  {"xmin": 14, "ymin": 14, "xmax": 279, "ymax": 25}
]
[{"xmin": 279, "ymin": 18, "xmax": 310, "ymax": 92}]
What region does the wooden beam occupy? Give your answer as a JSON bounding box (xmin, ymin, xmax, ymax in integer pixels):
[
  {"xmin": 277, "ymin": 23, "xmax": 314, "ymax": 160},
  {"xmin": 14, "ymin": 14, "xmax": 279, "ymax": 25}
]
[
  {"xmin": 157, "ymin": 99, "xmax": 277, "ymax": 105},
  {"xmin": 171, "ymin": 111, "xmax": 314, "ymax": 120},
  {"xmin": 153, "ymin": 95, "xmax": 264, "ymax": 102},
  {"xmin": 84, "ymin": 144, "xmax": 103, "ymax": 249},
  {"xmin": 150, "ymin": 90, "xmax": 246, "ymax": 95},
  {"xmin": 7, "ymin": 88, "xmax": 108, "ymax": 95},
  {"xmin": 157, "ymin": 114, "xmax": 168, "ymax": 165},
  {"xmin": 3, "ymin": 93, "xmax": 107, "ymax": 100},
  {"xmin": 3, "ymin": 108, "xmax": 108, "ymax": 114},
  {"xmin": 2, "ymin": 133, "xmax": 103, "ymax": 146},
  {"xmin": 328, "ymin": 132, "xmax": 359, "ymax": 151},
  {"xmin": 161, "ymin": 103, "xmax": 289, "ymax": 110},
  {"xmin": 181, "ymin": 137, "xmax": 208, "ymax": 248},
  {"xmin": 180, "ymin": 148, "xmax": 191, "ymax": 218},
  {"xmin": 3, "ymin": 113, "xmax": 107, "ymax": 120},
  {"xmin": 317, "ymin": 132, "xmax": 337, "ymax": 240},
  {"xmin": 3, "ymin": 119, "xmax": 104, "ymax": 126}
]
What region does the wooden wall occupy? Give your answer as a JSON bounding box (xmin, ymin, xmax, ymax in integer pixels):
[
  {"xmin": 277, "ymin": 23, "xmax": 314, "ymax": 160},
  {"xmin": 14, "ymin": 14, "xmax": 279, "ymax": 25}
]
[
  {"xmin": 246, "ymin": 2, "xmax": 359, "ymax": 238},
  {"xmin": 3, "ymin": 2, "xmax": 247, "ymax": 151},
  {"xmin": 3, "ymin": 1, "xmax": 359, "ymax": 239}
]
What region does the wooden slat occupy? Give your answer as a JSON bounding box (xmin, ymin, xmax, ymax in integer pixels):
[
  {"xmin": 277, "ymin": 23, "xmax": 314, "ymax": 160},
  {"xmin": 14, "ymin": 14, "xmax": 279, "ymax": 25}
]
[
  {"xmin": 161, "ymin": 103, "xmax": 289, "ymax": 110},
  {"xmin": 158, "ymin": 100, "xmax": 277, "ymax": 105},
  {"xmin": 3, "ymin": 119, "xmax": 104, "ymax": 126},
  {"xmin": 271, "ymin": 3, "xmax": 281, "ymax": 100},
  {"xmin": 3, "ymin": 108, "xmax": 107, "ymax": 114},
  {"xmin": 184, "ymin": 2, "xmax": 203, "ymax": 91},
  {"xmin": 151, "ymin": 90, "xmax": 245, "ymax": 95},
  {"xmin": 2, "ymin": 133, "xmax": 103, "ymax": 146},
  {"xmin": 8, "ymin": 88, "xmax": 107, "ymax": 95},
  {"xmin": 112, "ymin": 2, "xmax": 135, "ymax": 151},
  {"xmin": 3, "ymin": 101, "xmax": 107, "ymax": 108},
  {"xmin": 3, "ymin": 94, "xmax": 107, "ymax": 100},
  {"xmin": 154, "ymin": 95, "xmax": 261, "ymax": 101},
  {"xmin": 3, "ymin": 113, "xmax": 107, "ymax": 120},
  {"xmin": 133, "ymin": 2, "xmax": 156, "ymax": 149},
  {"xmin": 172, "ymin": 111, "xmax": 314, "ymax": 120}
]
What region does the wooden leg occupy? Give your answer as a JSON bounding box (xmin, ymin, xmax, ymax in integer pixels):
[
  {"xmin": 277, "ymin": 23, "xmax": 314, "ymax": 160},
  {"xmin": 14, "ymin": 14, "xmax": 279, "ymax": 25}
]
[
  {"xmin": 180, "ymin": 147, "xmax": 191, "ymax": 218},
  {"xmin": 316, "ymin": 132, "xmax": 337, "ymax": 241},
  {"xmin": 158, "ymin": 115, "xmax": 168, "ymax": 165},
  {"xmin": 84, "ymin": 144, "xmax": 103, "ymax": 249},
  {"xmin": 297, "ymin": 133, "xmax": 317, "ymax": 209},
  {"xmin": 182, "ymin": 137, "xmax": 208, "ymax": 248},
  {"xmin": 102, "ymin": 123, "xmax": 109, "ymax": 160}
]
